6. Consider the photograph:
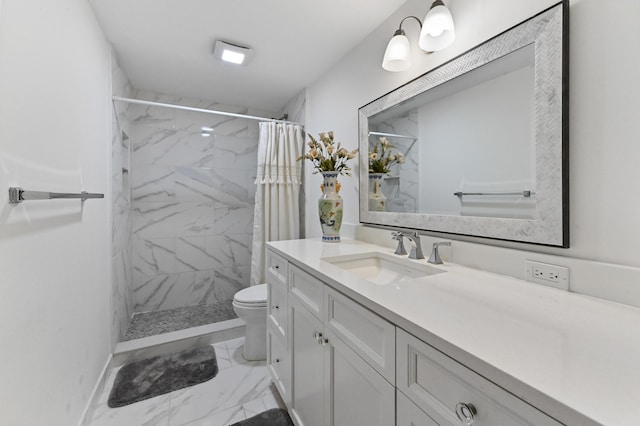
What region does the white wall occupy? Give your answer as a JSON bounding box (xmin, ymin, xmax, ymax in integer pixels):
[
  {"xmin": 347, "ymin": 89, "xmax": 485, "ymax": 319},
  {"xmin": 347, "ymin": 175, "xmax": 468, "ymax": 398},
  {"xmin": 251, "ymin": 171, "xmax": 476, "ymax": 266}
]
[
  {"xmin": 305, "ymin": 0, "xmax": 640, "ymax": 305},
  {"xmin": 0, "ymin": 0, "xmax": 112, "ymax": 424}
]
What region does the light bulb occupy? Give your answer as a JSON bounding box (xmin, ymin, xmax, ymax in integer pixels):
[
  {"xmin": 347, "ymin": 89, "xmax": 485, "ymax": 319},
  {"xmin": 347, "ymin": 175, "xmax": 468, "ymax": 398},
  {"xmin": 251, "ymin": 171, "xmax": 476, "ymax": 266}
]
[
  {"xmin": 419, "ymin": 2, "xmax": 455, "ymax": 52},
  {"xmin": 382, "ymin": 32, "xmax": 411, "ymax": 72}
]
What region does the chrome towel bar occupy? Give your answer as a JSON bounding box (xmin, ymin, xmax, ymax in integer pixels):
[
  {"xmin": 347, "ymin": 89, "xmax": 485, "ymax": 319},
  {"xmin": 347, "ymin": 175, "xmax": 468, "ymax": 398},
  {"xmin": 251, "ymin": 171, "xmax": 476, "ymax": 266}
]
[
  {"xmin": 454, "ymin": 190, "xmax": 534, "ymax": 198},
  {"xmin": 8, "ymin": 187, "xmax": 104, "ymax": 204}
]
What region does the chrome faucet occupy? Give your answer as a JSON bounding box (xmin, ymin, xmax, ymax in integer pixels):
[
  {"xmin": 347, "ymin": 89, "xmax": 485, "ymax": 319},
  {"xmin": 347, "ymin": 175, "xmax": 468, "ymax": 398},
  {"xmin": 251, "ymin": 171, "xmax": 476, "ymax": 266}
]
[
  {"xmin": 405, "ymin": 232, "xmax": 425, "ymax": 260},
  {"xmin": 392, "ymin": 231, "xmax": 424, "ymax": 260},
  {"xmin": 428, "ymin": 241, "xmax": 451, "ymax": 265}
]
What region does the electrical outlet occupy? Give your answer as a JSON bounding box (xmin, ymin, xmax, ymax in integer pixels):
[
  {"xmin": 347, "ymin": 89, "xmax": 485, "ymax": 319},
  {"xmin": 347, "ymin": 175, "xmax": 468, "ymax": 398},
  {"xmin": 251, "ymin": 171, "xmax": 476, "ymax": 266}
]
[{"xmin": 524, "ymin": 261, "xmax": 569, "ymax": 290}]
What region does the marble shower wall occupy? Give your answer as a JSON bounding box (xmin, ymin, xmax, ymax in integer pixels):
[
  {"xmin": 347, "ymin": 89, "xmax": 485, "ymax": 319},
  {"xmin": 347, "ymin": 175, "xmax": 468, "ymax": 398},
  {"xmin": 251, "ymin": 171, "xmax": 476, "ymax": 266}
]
[
  {"xmin": 110, "ymin": 51, "xmax": 134, "ymax": 346},
  {"xmin": 129, "ymin": 91, "xmax": 272, "ymax": 313},
  {"xmin": 372, "ymin": 110, "xmax": 420, "ymax": 213}
]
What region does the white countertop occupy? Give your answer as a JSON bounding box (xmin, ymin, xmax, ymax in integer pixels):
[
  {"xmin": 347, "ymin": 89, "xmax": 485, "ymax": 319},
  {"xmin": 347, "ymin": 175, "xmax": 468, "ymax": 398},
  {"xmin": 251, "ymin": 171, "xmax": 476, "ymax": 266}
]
[{"xmin": 267, "ymin": 238, "xmax": 640, "ymax": 426}]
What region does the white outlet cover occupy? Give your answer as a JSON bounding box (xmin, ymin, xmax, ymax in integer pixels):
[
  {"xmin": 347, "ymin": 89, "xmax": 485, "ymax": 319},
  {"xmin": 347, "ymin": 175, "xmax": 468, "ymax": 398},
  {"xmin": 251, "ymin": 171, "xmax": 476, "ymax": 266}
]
[{"xmin": 524, "ymin": 260, "xmax": 569, "ymax": 291}]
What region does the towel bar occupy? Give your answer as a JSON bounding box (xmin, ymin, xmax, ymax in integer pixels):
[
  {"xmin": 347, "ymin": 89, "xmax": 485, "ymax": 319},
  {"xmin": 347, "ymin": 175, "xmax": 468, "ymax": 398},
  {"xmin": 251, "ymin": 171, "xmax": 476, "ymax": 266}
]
[
  {"xmin": 454, "ymin": 190, "xmax": 534, "ymax": 198},
  {"xmin": 8, "ymin": 187, "xmax": 104, "ymax": 204}
]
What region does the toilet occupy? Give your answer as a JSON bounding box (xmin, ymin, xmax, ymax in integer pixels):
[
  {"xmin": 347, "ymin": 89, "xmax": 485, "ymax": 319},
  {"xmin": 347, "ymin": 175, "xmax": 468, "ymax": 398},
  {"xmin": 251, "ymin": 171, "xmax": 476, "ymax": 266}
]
[{"xmin": 232, "ymin": 284, "xmax": 268, "ymax": 361}]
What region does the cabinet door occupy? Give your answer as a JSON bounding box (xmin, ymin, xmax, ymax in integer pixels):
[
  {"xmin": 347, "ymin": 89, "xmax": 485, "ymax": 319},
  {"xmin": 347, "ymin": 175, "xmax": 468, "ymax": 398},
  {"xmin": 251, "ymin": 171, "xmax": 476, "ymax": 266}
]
[
  {"xmin": 267, "ymin": 326, "xmax": 291, "ymax": 407},
  {"xmin": 324, "ymin": 329, "xmax": 395, "ymax": 426},
  {"xmin": 397, "ymin": 390, "xmax": 439, "ymax": 426},
  {"xmin": 290, "ymin": 297, "xmax": 326, "ymax": 426}
]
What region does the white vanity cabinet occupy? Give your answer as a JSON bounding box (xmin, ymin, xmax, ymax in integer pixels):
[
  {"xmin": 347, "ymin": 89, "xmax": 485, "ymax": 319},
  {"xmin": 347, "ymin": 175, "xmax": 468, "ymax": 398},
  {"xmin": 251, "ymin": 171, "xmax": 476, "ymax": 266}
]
[
  {"xmin": 266, "ymin": 247, "xmax": 567, "ymax": 426},
  {"xmin": 276, "ymin": 260, "xmax": 395, "ymax": 426}
]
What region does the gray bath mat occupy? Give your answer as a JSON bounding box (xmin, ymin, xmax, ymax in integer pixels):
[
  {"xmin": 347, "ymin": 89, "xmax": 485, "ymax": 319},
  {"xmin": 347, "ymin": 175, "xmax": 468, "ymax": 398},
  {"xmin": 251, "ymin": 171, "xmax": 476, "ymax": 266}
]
[
  {"xmin": 108, "ymin": 346, "xmax": 218, "ymax": 407},
  {"xmin": 230, "ymin": 408, "xmax": 294, "ymax": 426}
]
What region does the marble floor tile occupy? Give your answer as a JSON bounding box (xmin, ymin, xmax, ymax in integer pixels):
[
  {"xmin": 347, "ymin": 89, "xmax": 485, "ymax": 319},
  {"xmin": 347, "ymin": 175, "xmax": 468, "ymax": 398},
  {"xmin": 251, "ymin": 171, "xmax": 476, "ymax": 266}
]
[
  {"xmin": 225, "ymin": 337, "xmax": 253, "ymax": 368},
  {"xmin": 167, "ymin": 361, "xmax": 272, "ymax": 425},
  {"xmin": 212, "ymin": 342, "xmax": 232, "ymax": 371},
  {"xmin": 178, "ymin": 404, "xmax": 247, "ymax": 426},
  {"xmin": 88, "ymin": 338, "xmax": 284, "ymax": 426},
  {"xmin": 89, "ymin": 377, "xmax": 171, "ymax": 426}
]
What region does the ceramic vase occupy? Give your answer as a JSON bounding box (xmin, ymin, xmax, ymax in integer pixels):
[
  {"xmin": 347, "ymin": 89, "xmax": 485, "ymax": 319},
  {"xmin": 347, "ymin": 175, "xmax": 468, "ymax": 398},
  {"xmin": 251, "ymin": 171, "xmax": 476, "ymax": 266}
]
[
  {"xmin": 318, "ymin": 172, "xmax": 343, "ymax": 242},
  {"xmin": 368, "ymin": 173, "xmax": 387, "ymax": 212}
]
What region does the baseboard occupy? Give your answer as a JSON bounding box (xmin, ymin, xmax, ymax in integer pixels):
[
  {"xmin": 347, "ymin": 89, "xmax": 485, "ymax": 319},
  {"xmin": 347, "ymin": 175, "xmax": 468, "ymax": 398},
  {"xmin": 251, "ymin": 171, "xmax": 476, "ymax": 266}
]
[{"xmin": 78, "ymin": 354, "xmax": 113, "ymax": 426}]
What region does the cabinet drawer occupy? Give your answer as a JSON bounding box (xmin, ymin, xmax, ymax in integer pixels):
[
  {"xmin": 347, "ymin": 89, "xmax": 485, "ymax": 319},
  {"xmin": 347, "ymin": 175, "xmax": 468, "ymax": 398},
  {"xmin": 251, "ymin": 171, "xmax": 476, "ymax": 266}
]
[
  {"xmin": 397, "ymin": 389, "xmax": 439, "ymax": 426},
  {"xmin": 267, "ymin": 326, "xmax": 291, "ymax": 406},
  {"xmin": 325, "ymin": 287, "xmax": 395, "ymax": 384},
  {"xmin": 267, "ymin": 280, "xmax": 288, "ymax": 343},
  {"xmin": 266, "ymin": 250, "xmax": 288, "ymax": 286},
  {"xmin": 397, "ymin": 329, "xmax": 562, "ymax": 426},
  {"xmin": 289, "ymin": 265, "xmax": 324, "ymax": 319}
]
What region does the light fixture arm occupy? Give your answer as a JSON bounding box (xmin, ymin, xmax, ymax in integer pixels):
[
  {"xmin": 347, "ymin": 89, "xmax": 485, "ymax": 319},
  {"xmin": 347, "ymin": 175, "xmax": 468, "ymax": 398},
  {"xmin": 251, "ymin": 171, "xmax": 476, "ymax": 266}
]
[{"xmin": 395, "ymin": 15, "xmax": 423, "ymax": 36}]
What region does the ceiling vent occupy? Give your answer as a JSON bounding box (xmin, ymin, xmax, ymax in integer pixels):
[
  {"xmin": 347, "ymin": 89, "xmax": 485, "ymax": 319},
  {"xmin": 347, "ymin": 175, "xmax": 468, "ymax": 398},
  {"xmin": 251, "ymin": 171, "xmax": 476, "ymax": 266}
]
[{"xmin": 213, "ymin": 40, "xmax": 254, "ymax": 66}]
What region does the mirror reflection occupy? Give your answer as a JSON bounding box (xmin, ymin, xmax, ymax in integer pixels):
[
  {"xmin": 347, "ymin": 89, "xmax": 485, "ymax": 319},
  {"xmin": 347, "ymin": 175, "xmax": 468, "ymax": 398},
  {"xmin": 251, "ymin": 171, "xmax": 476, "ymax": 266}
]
[{"xmin": 367, "ymin": 44, "xmax": 536, "ymax": 219}]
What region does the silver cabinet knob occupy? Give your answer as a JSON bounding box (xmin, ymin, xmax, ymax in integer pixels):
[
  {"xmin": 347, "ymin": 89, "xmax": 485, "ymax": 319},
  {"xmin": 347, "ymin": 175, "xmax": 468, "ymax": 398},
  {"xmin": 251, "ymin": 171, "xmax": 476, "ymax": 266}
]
[
  {"xmin": 274, "ymin": 358, "xmax": 280, "ymax": 364},
  {"xmin": 312, "ymin": 331, "xmax": 328, "ymax": 345},
  {"xmin": 274, "ymin": 265, "xmax": 279, "ymax": 269},
  {"xmin": 272, "ymin": 305, "xmax": 279, "ymax": 310},
  {"xmin": 455, "ymin": 402, "xmax": 477, "ymax": 425}
]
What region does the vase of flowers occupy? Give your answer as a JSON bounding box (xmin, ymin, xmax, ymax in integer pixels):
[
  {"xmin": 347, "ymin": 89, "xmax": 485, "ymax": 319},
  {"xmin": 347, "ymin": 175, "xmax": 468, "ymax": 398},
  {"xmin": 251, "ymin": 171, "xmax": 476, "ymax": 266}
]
[
  {"xmin": 299, "ymin": 131, "xmax": 358, "ymax": 242},
  {"xmin": 368, "ymin": 136, "xmax": 405, "ymax": 212},
  {"xmin": 368, "ymin": 173, "xmax": 387, "ymax": 211}
]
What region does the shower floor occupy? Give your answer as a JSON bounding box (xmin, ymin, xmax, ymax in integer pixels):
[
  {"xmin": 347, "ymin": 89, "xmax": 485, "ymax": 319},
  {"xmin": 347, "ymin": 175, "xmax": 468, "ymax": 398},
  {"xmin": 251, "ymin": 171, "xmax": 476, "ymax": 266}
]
[{"xmin": 122, "ymin": 299, "xmax": 237, "ymax": 341}]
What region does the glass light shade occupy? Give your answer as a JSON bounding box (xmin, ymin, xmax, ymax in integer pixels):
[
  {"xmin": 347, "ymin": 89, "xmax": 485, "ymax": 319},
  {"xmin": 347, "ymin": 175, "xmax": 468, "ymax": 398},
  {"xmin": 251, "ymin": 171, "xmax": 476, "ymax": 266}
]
[
  {"xmin": 382, "ymin": 33, "xmax": 411, "ymax": 72},
  {"xmin": 419, "ymin": 4, "xmax": 455, "ymax": 52}
]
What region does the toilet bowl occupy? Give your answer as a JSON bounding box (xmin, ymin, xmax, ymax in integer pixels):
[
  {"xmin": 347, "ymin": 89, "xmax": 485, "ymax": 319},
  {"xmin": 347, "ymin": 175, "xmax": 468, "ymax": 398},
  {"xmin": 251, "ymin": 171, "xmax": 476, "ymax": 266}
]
[{"xmin": 232, "ymin": 284, "xmax": 268, "ymax": 361}]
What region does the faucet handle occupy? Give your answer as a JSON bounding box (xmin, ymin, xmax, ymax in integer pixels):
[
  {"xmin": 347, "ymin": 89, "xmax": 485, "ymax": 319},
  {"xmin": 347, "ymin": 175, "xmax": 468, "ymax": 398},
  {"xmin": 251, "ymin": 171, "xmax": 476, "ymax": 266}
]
[
  {"xmin": 391, "ymin": 232, "xmax": 408, "ymax": 255},
  {"xmin": 428, "ymin": 241, "xmax": 451, "ymax": 265}
]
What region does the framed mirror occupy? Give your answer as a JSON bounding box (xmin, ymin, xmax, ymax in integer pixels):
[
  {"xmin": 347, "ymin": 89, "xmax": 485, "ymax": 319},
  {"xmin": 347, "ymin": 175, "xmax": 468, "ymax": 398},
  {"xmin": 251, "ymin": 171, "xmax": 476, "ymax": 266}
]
[{"xmin": 358, "ymin": 1, "xmax": 568, "ymax": 247}]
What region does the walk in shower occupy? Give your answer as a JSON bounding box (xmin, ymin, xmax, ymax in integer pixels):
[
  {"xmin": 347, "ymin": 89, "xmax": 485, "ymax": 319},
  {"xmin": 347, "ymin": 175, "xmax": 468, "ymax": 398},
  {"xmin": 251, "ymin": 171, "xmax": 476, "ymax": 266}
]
[{"xmin": 112, "ymin": 91, "xmax": 281, "ymax": 344}]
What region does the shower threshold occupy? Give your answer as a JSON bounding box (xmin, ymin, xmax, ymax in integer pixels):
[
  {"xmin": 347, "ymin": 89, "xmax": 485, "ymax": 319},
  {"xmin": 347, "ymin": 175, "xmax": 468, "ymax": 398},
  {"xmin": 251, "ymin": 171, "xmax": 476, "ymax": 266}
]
[{"xmin": 123, "ymin": 299, "xmax": 238, "ymax": 341}]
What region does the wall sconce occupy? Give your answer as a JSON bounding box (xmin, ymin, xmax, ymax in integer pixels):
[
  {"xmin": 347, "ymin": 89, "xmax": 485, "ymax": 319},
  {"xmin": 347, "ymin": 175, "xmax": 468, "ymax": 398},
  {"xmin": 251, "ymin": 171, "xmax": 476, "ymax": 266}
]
[{"xmin": 382, "ymin": 0, "xmax": 455, "ymax": 72}]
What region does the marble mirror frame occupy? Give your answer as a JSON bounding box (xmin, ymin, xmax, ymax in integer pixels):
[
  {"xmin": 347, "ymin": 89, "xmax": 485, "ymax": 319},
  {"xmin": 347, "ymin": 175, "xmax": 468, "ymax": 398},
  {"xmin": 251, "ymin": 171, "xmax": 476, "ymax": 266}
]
[{"xmin": 358, "ymin": 1, "xmax": 568, "ymax": 247}]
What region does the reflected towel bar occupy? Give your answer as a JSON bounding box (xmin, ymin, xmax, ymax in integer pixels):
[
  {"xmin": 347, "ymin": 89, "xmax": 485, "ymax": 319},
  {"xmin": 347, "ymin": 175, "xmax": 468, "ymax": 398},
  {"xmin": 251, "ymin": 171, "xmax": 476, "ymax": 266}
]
[
  {"xmin": 368, "ymin": 131, "xmax": 416, "ymax": 141},
  {"xmin": 454, "ymin": 190, "xmax": 534, "ymax": 198},
  {"xmin": 8, "ymin": 187, "xmax": 104, "ymax": 204}
]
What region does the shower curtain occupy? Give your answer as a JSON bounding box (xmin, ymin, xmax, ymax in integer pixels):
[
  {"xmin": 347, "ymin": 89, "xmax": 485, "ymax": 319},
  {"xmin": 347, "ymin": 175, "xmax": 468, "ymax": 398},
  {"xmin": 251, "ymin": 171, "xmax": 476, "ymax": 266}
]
[{"xmin": 250, "ymin": 122, "xmax": 304, "ymax": 285}]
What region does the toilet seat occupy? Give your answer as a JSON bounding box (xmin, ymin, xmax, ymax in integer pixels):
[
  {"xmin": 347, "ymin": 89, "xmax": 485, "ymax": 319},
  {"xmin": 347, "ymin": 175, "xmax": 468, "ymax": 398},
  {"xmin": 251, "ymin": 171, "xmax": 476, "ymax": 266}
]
[{"xmin": 233, "ymin": 284, "xmax": 267, "ymax": 307}]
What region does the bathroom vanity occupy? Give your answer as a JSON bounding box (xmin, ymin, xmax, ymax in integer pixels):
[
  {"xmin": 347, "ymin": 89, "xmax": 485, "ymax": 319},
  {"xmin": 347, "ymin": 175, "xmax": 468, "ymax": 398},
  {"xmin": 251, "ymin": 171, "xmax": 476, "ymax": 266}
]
[{"xmin": 266, "ymin": 239, "xmax": 640, "ymax": 426}]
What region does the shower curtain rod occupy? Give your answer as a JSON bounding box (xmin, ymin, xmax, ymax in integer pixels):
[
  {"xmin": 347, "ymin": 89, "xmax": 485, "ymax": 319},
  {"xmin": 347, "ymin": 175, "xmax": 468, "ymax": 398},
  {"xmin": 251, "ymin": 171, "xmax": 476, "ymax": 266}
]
[{"xmin": 112, "ymin": 96, "xmax": 302, "ymax": 125}]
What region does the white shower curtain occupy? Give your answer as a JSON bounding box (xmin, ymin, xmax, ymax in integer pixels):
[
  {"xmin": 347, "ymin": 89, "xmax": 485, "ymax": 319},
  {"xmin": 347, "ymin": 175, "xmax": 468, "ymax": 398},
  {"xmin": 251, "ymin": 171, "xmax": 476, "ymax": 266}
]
[{"xmin": 250, "ymin": 122, "xmax": 303, "ymax": 285}]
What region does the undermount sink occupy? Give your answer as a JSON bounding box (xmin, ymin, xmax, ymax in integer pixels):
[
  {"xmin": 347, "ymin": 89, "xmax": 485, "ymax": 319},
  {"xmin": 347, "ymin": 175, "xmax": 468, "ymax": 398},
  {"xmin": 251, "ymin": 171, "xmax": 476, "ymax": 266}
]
[{"xmin": 322, "ymin": 252, "xmax": 445, "ymax": 285}]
